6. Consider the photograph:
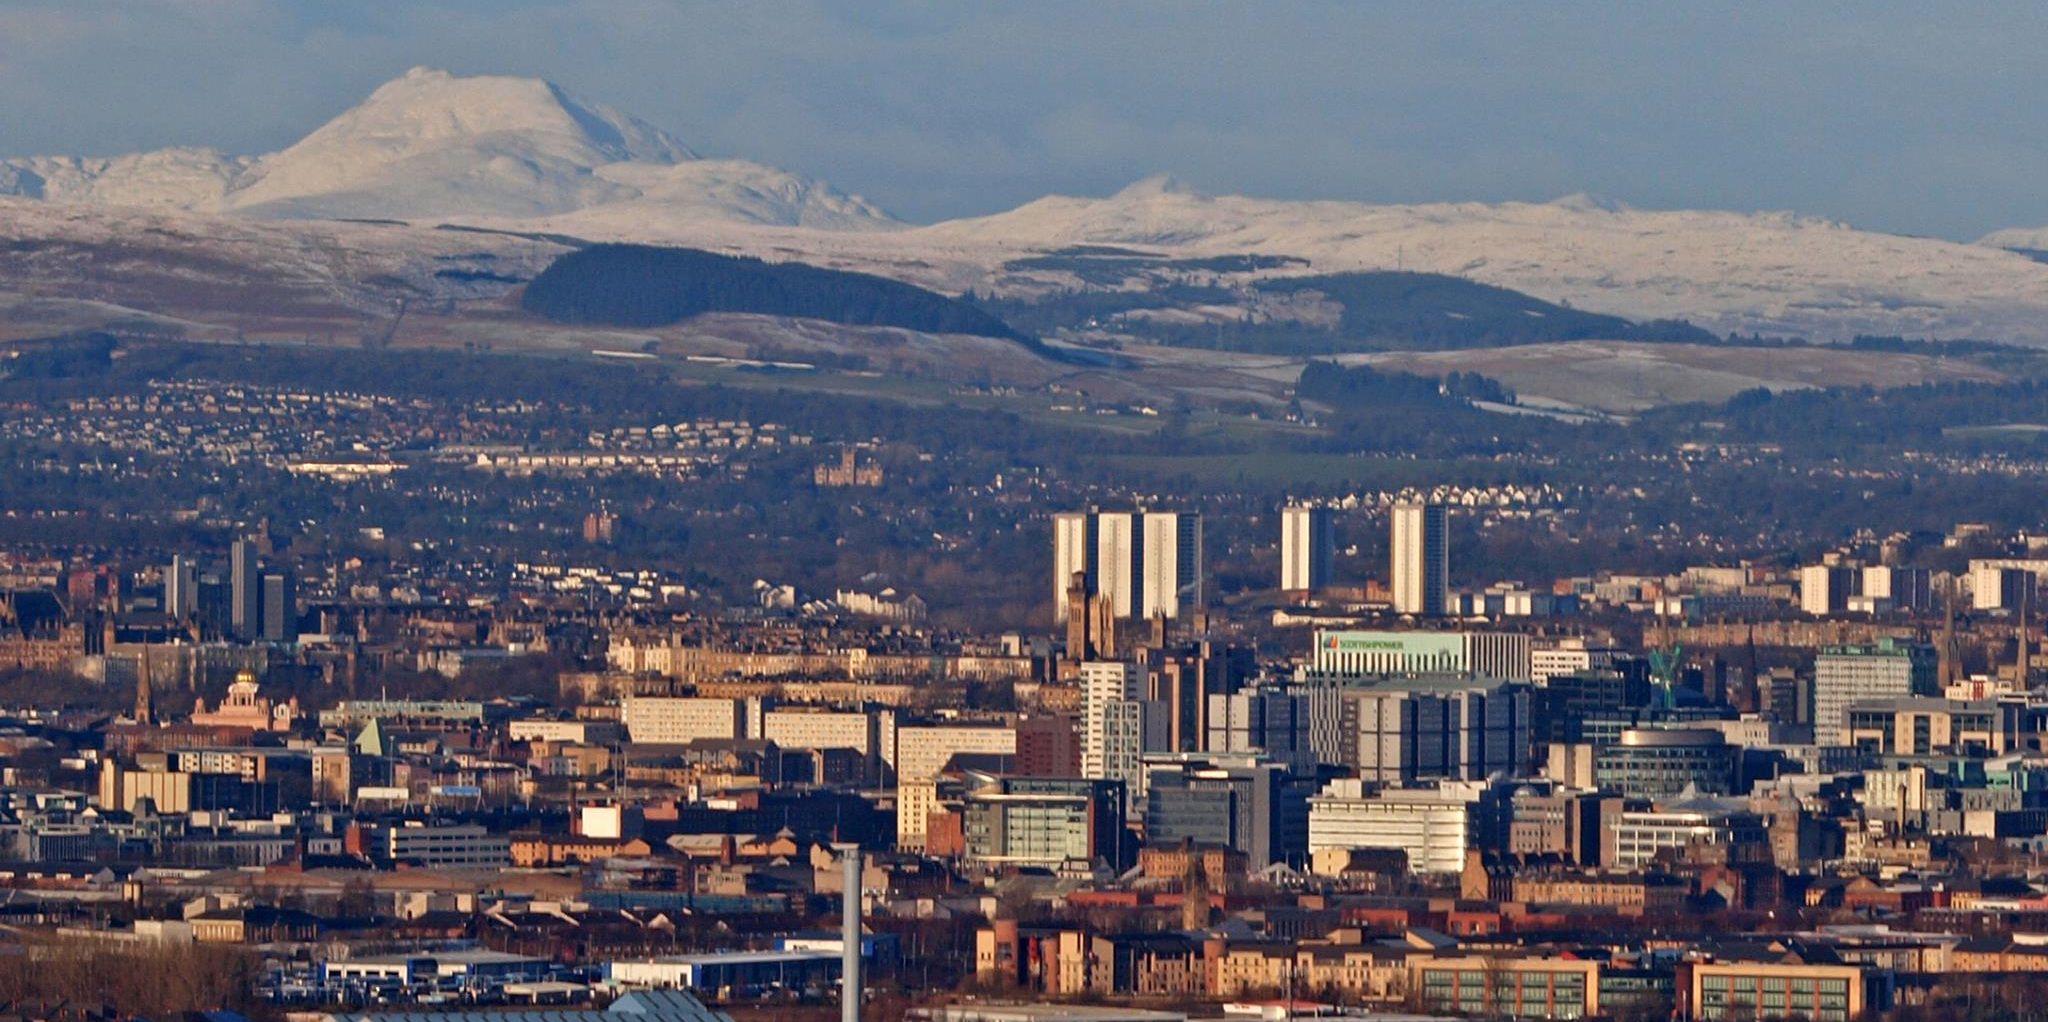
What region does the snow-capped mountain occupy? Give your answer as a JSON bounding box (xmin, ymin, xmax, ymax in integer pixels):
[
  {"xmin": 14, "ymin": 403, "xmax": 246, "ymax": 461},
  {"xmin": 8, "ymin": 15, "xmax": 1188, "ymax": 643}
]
[
  {"xmin": 0, "ymin": 67, "xmax": 896, "ymax": 229},
  {"xmin": 10, "ymin": 69, "xmax": 2048, "ymax": 342},
  {"xmin": 913, "ymin": 176, "xmax": 2048, "ymax": 340}
]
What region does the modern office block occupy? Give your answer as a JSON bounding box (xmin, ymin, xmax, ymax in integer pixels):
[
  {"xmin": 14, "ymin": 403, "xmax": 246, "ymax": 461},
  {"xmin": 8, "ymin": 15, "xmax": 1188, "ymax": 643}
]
[
  {"xmin": 259, "ymin": 571, "xmax": 296, "ymax": 643},
  {"xmin": 1142, "ymin": 753, "xmax": 1309, "ymax": 871},
  {"xmin": 1812, "ymin": 639, "xmax": 1939, "ymax": 746},
  {"xmin": 229, "ymin": 539, "xmax": 261, "ymax": 640},
  {"xmin": 1307, "ymin": 778, "xmax": 1508, "ymax": 875},
  {"xmin": 164, "ymin": 555, "xmax": 198, "ymax": 622}
]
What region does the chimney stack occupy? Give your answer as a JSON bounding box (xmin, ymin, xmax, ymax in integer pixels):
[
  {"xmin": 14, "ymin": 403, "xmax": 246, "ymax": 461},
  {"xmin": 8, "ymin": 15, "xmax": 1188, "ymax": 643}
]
[{"xmin": 838, "ymin": 844, "xmax": 862, "ymax": 1022}]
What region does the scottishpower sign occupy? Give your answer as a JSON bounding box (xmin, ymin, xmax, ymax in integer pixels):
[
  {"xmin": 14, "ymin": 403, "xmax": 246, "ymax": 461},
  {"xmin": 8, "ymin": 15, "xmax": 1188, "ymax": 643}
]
[{"xmin": 1314, "ymin": 630, "xmax": 1466, "ymax": 673}]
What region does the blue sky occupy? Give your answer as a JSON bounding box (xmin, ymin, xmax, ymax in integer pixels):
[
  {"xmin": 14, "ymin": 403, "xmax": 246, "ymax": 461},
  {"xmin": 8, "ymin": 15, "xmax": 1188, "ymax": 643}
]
[{"xmin": 0, "ymin": 1, "xmax": 2041, "ymax": 238}]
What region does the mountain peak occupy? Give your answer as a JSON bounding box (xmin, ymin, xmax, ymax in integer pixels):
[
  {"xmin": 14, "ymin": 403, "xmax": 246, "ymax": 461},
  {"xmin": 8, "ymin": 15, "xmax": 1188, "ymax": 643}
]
[
  {"xmin": 1549, "ymin": 192, "xmax": 1630, "ymax": 214},
  {"xmin": 292, "ymin": 67, "xmax": 693, "ymax": 166},
  {"xmin": 220, "ymin": 68, "xmax": 705, "ymax": 218},
  {"xmin": 1114, "ymin": 174, "xmax": 1205, "ymax": 200},
  {"xmin": 0, "ymin": 67, "xmax": 894, "ymax": 229}
]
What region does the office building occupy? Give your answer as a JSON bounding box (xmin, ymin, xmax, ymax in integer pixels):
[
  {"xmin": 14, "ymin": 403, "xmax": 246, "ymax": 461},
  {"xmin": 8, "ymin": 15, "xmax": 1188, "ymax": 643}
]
[
  {"xmin": 1531, "ymin": 637, "xmax": 1623, "ymax": 683},
  {"xmin": 1080, "ymin": 662, "xmax": 1169, "ymax": 810},
  {"xmin": 1142, "ymin": 754, "xmax": 1309, "ymax": 871},
  {"xmin": 1842, "ymin": 696, "xmax": 2018, "ymax": 756},
  {"xmin": 259, "ymin": 571, "xmax": 296, "ymax": 643},
  {"xmin": 1143, "ymin": 642, "xmax": 1245, "ymax": 753},
  {"xmin": 1349, "ymin": 676, "xmax": 1533, "ymax": 783},
  {"xmin": 963, "ymin": 776, "xmax": 1127, "ymax": 870},
  {"xmin": 1507, "ymin": 784, "xmax": 1619, "ymax": 865},
  {"xmin": 1279, "ymin": 503, "xmax": 1335, "ymax": 593},
  {"xmin": 352, "ymin": 822, "xmax": 512, "ymax": 869},
  {"xmin": 1412, "ymin": 956, "xmax": 1602, "ymax": 1020},
  {"xmin": 1015, "ymin": 715, "xmax": 1080, "ymax": 777},
  {"xmin": 164, "ymin": 555, "xmax": 197, "ymax": 622},
  {"xmin": 1679, "ymin": 960, "xmax": 1892, "ymax": 1022},
  {"xmin": 229, "ymin": 539, "xmax": 261, "ymax": 640},
  {"xmin": 1204, "ymin": 687, "xmax": 1312, "ymax": 772},
  {"xmin": 1532, "ymin": 669, "xmax": 1655, "ymax": 745},
  {"xmin": 1604, "ymin": 801, "xmax": 1767, "ymax": 871},
  {"xmin": 605, "ymin": 955, "xmax": 842, "ymax": 1000},
  {"xmin": 1390, "ymin": 502, "xmax": 1449, "ymax": 617},
  {"xmin": 1054, "ymin": 510, "xmax": 1204, "ymax": 622},
  {"xmin": 1593, "ymin": 728, "xmax": 1740, "ymax": 799},
  {"xmin": 1307, "ymin": 778, "xmax": 1508, "ymax": 875},
  {"xmin": 1309, "ymin": 629, "xmax": 1532, "ymax": 680},
  {"xmin": 893, "ymin": 724, "xmax": 1017, "ymax": 850},
  {"xmin": 1812, "ymin": 640, "xmax": 1939, "ymax": 746}
]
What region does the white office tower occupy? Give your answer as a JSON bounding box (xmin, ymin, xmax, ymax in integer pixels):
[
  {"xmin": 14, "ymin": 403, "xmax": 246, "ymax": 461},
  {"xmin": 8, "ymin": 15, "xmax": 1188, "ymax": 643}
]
[
  {"xmin": 164, "ymin": 555, "xmax": 197, "ymax": 621},
  {"xmin": 1280, "ymin": 504, "xmax": 1335, "ymax": 593},
  {"xmin": 1080, "ymin": 661, "xmax": 1168, "ymax": 810},
  {"xmin": 1141, "ymin": 511, "xmax": 1203, "ymax": 619},
  {"xmin": 1391, "ymin": 503, "xmax": 1449, "ymax": 616},
  {"xmin": 1053, "ymin": 509, "xmax": 1204, "ymax": 621}
]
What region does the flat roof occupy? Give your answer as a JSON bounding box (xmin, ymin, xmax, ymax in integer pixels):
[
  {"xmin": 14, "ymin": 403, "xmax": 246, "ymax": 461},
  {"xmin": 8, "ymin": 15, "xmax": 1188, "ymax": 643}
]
[
  {"xmin": 921, "ymin": 1007, "xmax": 1187, "ymax": 1022},
  {"xmin": 616, "ymin": 949, "xmax": 838, "ymax": 967}
]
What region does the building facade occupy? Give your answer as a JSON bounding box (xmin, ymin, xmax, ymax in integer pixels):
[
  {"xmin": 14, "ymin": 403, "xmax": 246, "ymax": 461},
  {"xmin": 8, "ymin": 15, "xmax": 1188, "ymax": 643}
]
[
  {"xmin": 1391, "ymin": 502, "xmax": 1449, "ymax": 617},
  {"xmin": 1280, "ymin": 504, "xmax": 1335, "ymax": 593},
  {"xmin": 1813, "ymin": 640, "xmax": 1939, "ymax": 746}
]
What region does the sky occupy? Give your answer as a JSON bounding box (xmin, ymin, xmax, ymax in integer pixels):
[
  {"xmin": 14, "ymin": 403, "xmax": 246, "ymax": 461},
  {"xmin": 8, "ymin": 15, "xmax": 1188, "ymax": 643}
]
[{"xmin": 0, "ymin": 1, "xmax": 2042, "ymax": 239}]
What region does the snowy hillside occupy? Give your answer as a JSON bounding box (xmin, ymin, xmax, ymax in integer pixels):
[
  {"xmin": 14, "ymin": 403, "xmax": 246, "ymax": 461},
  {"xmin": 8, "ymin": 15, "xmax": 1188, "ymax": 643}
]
[
  {"xmin": 1978, "ymin": 225, "xmax": 2048, "ymax": 256},
  {"xmin": 9, "ymin": 70, "xmax": 2048, "ymax": 342},
  {"xmin": 0, "ymin": 68, "xmax": 896, "ymax": 229},
  {"xmin": 914, "ymin": 176, "xmax": 2048, "ymax": 341}
]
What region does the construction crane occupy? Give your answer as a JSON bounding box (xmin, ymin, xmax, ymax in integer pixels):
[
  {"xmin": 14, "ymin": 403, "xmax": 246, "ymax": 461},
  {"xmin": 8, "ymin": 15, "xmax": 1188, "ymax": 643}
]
[{"xmin": 1647, "ymin": 644, "xmax": 1684, "ymax": 710}]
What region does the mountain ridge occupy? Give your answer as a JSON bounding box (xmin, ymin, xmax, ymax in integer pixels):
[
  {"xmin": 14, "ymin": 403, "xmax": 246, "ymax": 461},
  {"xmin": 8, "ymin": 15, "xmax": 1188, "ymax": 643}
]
[{"xmin": 8, "ymin": 70, "xmax": 2048, "ymax": 342}]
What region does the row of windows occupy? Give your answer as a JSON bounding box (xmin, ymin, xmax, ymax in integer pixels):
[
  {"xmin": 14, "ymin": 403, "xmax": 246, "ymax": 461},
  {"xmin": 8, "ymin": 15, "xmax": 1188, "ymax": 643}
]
[{"xmin": 1701, "ymin": 975, "xmax": 1849, "ymax": 994}]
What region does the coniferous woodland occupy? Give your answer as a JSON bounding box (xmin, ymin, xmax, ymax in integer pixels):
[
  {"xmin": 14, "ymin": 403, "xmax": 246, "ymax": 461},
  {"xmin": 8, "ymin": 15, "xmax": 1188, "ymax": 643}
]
[{"xmin": 521, "ymin": 243, "xmax": 1027, "ymax": 341}]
